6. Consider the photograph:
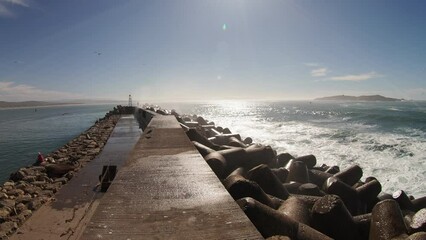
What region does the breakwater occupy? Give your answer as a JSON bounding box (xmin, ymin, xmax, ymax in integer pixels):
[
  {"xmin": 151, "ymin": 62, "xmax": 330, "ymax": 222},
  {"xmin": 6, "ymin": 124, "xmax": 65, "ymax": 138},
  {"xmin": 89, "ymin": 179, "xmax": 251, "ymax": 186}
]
[
  {"xmin": 0, "ymin": 105, "xmax": 131, "ymax": 238},
  {"xmin": 174, "ymin": 109, "xmax": 426, "ymax": 239},
  {"xmin": 3, "ymin": 104, "xmax": 425, "ymax": 239}
]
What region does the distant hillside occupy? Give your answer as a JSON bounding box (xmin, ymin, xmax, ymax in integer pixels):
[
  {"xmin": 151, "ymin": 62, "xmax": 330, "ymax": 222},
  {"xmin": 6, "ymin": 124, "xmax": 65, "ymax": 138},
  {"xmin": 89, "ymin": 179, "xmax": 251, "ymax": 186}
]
[
  {"xmin": 0, "ymin": 101, "xmax": 78, "ymax": 108},
  {"xmin": 315, "ymin": 95, "xmax": 403, "ymax": 102}
]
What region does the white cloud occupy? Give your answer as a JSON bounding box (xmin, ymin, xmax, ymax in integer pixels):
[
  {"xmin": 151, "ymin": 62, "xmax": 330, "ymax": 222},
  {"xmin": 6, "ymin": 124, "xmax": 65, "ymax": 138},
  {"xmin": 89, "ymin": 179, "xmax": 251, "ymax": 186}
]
[
  {"xmin": 311, "ymin": 68, "xmax": 328, "ymax": 77},
  {"xmin": 4, "ymin": 0, "xmax": 29, "ymax": 7},
  {"xmin": 0, "ymin": 81, "xmax": 82, "ymax": 101},
  {"xmin": 330, "ymin": 71, "xmax": 383, "ymax": 81},
  {"xmin": 0, "ymin": 0, "xmax": 30, "ymax": 17},
  {"xmin": 0, "ymin": 3, "xmax": 13, "ymax": 17}
]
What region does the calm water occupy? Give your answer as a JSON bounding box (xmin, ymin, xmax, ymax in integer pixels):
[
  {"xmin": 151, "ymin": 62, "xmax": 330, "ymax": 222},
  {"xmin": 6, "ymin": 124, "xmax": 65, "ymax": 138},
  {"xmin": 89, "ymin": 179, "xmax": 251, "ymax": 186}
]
[
  {"xmin": 163, "ymin": 100, "xmax": 426, "ymax": 198},
  {"xmin": 0, "ymin": 104, "xmax": 116, "ymax": 183}
]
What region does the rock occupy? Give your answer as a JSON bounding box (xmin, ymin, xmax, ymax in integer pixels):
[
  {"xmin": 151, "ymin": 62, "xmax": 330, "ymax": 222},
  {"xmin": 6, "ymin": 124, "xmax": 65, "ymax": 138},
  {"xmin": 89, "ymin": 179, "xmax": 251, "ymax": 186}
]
[
  {"xmin": 0, "ymin": 200, "xmax": 15, "ymax": 211},
  {"xmin": 23, "ymin": 186, "xmax": 40, "ymax": 195},
  {"xmin": 0, "ymin": 208, "xmax": 10, "ymax": 221},
  {"xmin": 3, "ymin": 182, "xmax": 14, "ymax": 187},
  {"xmin": 53, "ymin": 177, "xmax": 67, "ymax": 184},
  {"xmin": 15, "ymin": 203, "xmax": 26, "ymax": 213},
  {"xmin": 40, "ymin": 190, "xmax": 54, "ymax": 197},
  {"xmin": 45, "ymin": 164, "xmax": 76, "ymax": 178},
  {"xmin": 44, "ymin": 183, "xmax": 61, "ymax": 193},
  {"xmin": 22, "ymin": 175, "xmax": 36, "ymax": 182},
  {"xmin": 64, "ymin": 171, "xmax": 74, "ymax": 180},
  {"xmin": 21, "ymin": 209, "xmax": 31, "ymax": 217},
  {"xmin": 0, "ymin": 221, "xmax": 17, "ymax": 235},
  {"xmin": 15, "ymin": 195, "xmax": 32, "ymax": 204},
  {"xmin": 6, "ymin": 189, "xmax": 24, "ymax": 197},
  {"xmin": 32, "ymin": 181, "xmax": 46, "ymax": 187},
  {"xmin": 31, "ymin": 166, "xmax": 46, "ymax": 173},
  {"xmin": 9, "ymin": 170, "xmax": 26, "ymax": 181},
  {"xmin": 27, "ymin": 198, "xmax": 42, "ymax": 210},
  {"xmin": 0, "ymin": 194, "xmax": 7, "ymax": 200}
]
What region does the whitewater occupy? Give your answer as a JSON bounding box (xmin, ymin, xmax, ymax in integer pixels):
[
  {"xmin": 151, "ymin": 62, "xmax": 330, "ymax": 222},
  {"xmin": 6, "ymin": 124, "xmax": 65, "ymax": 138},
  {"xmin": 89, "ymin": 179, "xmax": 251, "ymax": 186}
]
[{"xmin": 166, "ymin": 100, "xmax": 426, "ymax": 198}]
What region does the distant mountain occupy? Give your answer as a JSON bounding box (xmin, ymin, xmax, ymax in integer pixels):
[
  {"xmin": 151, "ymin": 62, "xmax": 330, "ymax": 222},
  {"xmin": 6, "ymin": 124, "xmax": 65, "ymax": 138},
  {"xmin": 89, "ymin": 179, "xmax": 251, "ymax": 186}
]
[
  {"xmin": 315, "ymin": 95, "xmax": 403, "ymax": 102},
  {"xmin": 0, "ymin": 101, "xmax": 79, "ymax": 108}
]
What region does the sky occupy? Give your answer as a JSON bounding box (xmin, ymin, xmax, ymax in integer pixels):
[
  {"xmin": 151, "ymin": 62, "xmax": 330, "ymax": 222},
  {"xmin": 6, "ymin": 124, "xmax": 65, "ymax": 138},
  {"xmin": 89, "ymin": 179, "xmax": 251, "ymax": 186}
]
[{"xmin": 1, "ymin": 0, "xmax": 426, "ymax": 102}]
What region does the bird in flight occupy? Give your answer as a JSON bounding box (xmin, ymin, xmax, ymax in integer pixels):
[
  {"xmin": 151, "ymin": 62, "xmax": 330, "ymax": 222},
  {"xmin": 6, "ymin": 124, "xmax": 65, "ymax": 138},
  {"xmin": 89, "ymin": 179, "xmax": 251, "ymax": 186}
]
[{"xmin": 94, "ymin": 51, "xmax": 101, "ymax": 56}]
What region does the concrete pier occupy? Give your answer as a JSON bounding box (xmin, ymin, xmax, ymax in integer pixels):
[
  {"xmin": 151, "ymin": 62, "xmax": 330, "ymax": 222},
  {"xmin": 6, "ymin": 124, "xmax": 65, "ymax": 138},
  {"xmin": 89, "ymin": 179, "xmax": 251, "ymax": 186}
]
[
  {"xmin": 80, "ymin": 114, "xmax": 262, "ymax": 239},
  {"xmin": 11, "ymin": 115, "xmax": 142, "ymax": 240}
]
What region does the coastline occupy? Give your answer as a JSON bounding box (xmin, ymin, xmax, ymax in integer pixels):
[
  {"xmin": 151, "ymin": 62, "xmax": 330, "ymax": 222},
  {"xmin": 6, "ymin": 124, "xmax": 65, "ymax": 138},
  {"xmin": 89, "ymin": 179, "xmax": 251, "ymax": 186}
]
[
  {"xmin": 1, "ymin": 104, "xmax": 425, "ymax": 239},
  {"xmin": 0, "ymin": 102, "xmax": 124, "ymax": 111},
  {"xmin": 0, "ymin": 106, "xmax": 125, "ymax": 238}
]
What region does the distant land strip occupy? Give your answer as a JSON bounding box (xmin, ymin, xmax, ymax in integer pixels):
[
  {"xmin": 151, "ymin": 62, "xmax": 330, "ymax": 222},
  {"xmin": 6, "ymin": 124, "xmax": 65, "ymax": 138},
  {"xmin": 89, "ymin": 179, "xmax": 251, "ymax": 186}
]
[
  {"xmin": 0, "ymin": 101, "xmax": 81, "ymax": 108},
  {"xmin": 315, "ymin": 95, "xmax": 403, "ymax": 102}
]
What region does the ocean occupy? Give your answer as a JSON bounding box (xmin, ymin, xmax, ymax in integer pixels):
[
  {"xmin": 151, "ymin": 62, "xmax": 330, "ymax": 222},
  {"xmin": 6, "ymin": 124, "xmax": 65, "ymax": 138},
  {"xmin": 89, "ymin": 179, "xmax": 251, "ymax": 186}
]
[
  {"xmin": 1, "ymin": 101, "xmax": 425, "ymax": 198},
  {"xmin": 0, "ymin": 104, "xmax": 116, "ymax": 183},
  {"xmin": 163, "ymin": 100, "xmax": 426, "ymax": 198}
]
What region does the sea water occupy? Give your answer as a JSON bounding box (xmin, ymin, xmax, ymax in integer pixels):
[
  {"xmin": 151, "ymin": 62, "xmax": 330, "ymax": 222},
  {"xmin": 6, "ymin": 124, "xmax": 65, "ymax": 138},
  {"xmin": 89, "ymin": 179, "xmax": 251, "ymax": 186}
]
[
  {"xmin": 1, "ymin": 101, "xmax": 425, "ymax": 198},
  {"xmin": 163, "ymin": 100, "xmax": 426, "ymax": 198},
  {"xmin": 0, "ymin": 104, "xmax": 116, "ymax": 183}
]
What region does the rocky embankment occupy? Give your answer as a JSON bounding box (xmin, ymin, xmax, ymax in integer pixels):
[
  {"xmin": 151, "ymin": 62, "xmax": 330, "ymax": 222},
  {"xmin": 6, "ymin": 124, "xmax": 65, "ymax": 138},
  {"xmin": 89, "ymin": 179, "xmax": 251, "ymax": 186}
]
[
  {"xmin": 0, "ymin": 105, "xmax": 130, "ymax": 239},
  {"xmin": 172, "ymin": 111, "xmax": 426, "ymax": 240}
]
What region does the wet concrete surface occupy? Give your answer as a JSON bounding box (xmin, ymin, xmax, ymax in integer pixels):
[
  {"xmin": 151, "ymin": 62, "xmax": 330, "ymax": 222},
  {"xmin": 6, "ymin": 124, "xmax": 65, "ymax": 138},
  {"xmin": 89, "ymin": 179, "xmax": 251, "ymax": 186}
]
[
  {"xmin": 10, "ymin": 115, "xmax": 141, "ymax": 240},
  {"xmin": 81, "ymin": 115, "xmax": 262, "ymax": 239}
]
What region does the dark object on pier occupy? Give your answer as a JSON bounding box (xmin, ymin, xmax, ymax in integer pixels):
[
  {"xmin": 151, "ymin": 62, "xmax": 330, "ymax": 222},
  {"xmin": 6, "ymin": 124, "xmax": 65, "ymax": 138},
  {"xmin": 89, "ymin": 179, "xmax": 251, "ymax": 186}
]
[
  {"xmin": 237, "ymin": 197, "xmax": 332, "ymax": 240},
  {"xmin": 312, "ymin": 194, "xmax": 360, "ymax": 240},
  {"xmin": 369, "ymin": 199, "xmax": 408, "ymax": 240},
  {"xmin": 99, "ymin": 165, "xmax": 117, "ymax": 192}
]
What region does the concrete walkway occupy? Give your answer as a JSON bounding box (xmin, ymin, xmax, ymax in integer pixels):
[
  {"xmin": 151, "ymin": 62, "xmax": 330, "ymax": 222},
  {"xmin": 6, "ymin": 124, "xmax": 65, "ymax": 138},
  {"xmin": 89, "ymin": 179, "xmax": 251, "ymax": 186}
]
[
  {"xmin": 11, "ymin": 115, "xmax": 141, "ymax": 240},
  {"xmin": 80, "ymin": 115, "xmax": 262, "ymax": 239}
]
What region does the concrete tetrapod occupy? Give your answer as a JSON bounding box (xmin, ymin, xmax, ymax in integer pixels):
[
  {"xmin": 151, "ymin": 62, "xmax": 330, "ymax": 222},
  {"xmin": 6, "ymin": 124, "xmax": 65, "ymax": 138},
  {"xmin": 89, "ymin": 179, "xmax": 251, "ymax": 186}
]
[
  {"xmin": 369, "ymin": 199, "xmax": 408, "ymax": 240},
  {"xmin": 312, "ymin": 194, "xmax": 360, "ymax": 240},
  {"xmin": 237, "ymin": 197, "xmax": 332, "ymax": 240},
  {"xmin": 247, "ymin": 164, "xmax": 290, "ymax": 200}
]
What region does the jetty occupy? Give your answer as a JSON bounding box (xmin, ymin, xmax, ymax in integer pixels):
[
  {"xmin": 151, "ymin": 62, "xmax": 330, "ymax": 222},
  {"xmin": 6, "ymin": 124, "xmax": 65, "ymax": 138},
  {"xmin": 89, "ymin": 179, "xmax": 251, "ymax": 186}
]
[
  {"xmin": 9, "ymin": 107, "xmax": 262, "ymax": 239},
  {"xmin": 4, "ymin": 105, "xmax": 426, "ymax": 239}
]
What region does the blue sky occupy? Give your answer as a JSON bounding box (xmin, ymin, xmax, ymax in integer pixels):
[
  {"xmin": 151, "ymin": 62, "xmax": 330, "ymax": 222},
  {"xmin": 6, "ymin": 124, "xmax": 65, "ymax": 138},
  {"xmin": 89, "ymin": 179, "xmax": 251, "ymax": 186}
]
[{"xmin": 1, "ymin": 0, "xmax": 425, "ymax": 101}]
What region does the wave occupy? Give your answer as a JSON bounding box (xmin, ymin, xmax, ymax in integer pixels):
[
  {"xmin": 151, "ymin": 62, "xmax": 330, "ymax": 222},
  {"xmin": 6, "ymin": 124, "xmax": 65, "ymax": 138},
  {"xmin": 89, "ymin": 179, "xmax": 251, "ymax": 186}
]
[{"xmin": 182, "ymin": 101, "xmax": 426, "ymax": 198}]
